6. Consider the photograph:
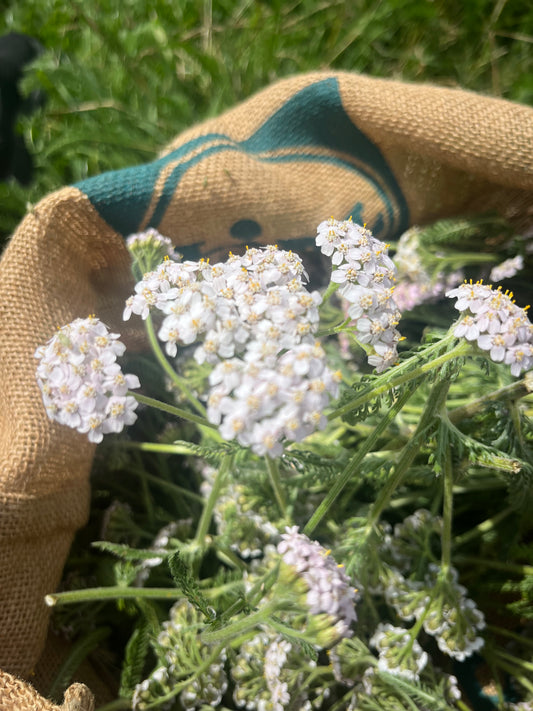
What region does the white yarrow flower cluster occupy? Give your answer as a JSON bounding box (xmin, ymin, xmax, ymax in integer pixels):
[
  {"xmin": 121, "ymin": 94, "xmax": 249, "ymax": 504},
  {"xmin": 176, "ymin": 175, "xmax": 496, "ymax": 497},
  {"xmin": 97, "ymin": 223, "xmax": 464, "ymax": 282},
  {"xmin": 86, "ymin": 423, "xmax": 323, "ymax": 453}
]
[
  {"xmin": 124, "ymin": 245, "xmax": 319, "ymax": 359},
  {"xmin": 489, "ymin": 254, "xmax": 524, "ymax": 283},
  {"xmin": 123, "ymin": 257, "xmax": 205, "ymax": 342},
  {"xmin": 207, "ymin": 341, "xmax": 341, "ymax": 457},
  {"xmin": 200, "ymin": 463, "xmax": 279, "ymax": 560},
  {"xmin": 263, "ymin": 636, "xmax": 292, "ymax": 711},
  {"xmin": 316, "ymin": 217, "xmax": 402, "ymax": 372},
  {"xmin": 369, "ymin": 623, "xmax": 429, "ymax": 681},
  {"xmin": 421, "ymin": 564, "xmax": 486, "ymax": 662},
  {"xmin": 35, "ymin": 316, "xmax": 140, "ymax": 443},
  {"xmin": 124, "ymin": 245, "xmax": 340, "ymax": 455},
  {"xmin": 447, "ymin": 281, "xmax": 533, "ymax": 375},
  {"xmin": 278, "ymin": 526, "xmax": 358, "ymax": 642},
  {"xmin": 134, "ymin": 599, "xmax": 228, "ymax": 710}
]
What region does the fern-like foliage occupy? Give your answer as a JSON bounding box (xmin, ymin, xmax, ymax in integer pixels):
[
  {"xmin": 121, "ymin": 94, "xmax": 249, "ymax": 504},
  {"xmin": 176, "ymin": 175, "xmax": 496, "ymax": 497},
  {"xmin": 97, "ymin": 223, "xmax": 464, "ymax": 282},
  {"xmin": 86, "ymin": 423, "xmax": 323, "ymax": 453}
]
[
  {"xmin": 119, "ymin": 616, "xmax": 152, "ymax": 698},
  {"xmin": 167, "ymin": 552, "xmax": 215, "ymax": 621}
]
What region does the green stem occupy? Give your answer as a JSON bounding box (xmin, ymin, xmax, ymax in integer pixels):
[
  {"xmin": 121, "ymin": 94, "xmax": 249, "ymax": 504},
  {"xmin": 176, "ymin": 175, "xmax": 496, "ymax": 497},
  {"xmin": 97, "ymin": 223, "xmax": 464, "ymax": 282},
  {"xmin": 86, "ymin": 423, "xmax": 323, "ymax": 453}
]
[
  {"xmin": 45, "ymin": 586, "xmax": 188, "ymax": 607},
  {"xmin": 269, "ymin": 617, "xmax": 321, "ymax": 642},
  {"xmin": 365, "ymin": 377, "xmax": 451, "ymax": 533},
  {"xmin": 132, "ymin": 392, "xmax": 215, "ymax": 430},
  {"xmin": 321, "ymin": 280, "xmax": 340, "ymax": 303},
  {"xmin": 453, "ymin": 506, "xmax": 514, "ymax": 547},
  {"xmin": 317, "ymin": 317, "xmax": 352, "ymax": 338},
  {"xmin": 195, "ymin": 453, "xmax": 234, "ymax": 544},
  {"xmin": 121, "ymin": 440, "xmax": 208, "ymax": 457},
  {"xmin": 144, "ymin": 313, "xmax": 207, "ymax": 418},
  {"xmin": 490, "ymin": 652, "xmax": 533, "ymax": 693},
  {"xmin": 201, "ymin": 601, "xmax": 278, "ymax": 645},
  {"xmin": 448, "ymin": 378, "xmax": 529, "ymax": 424},
  {"xmin": 453, "ymin": 555, "xmax": 533, "ymax": 577},
  {"xmin": 265, "ymin": 456, "xmax": 287, "ymax": 517},
  {"xmin": 487, "ymin": 624, "xmax": 533, "ymax": 648},
  {"xmin": 328, "ymin": 334, "xmax": 468, "ymax": 421},
  {"xmin": 304, "ymin": 385, "xmax": 415, "ymax": 537},
  {"xmin": 441, "ymin": 429, "xmax": 454, "ymax": 575},
  {"xmin": 406, "ymin": 600, "xmax": 432, "ymax": 646},
  {"xmin": 125, "ymin": 462, "xmax": 203, "ymax": 503}
]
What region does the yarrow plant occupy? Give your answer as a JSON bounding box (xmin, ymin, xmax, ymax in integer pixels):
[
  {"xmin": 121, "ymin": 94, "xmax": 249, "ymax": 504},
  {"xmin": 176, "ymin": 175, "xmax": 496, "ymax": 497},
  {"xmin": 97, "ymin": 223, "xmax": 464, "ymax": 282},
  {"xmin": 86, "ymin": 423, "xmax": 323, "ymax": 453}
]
[
  {"xmin": 38, "ymin": 221, "xmax": 533, "ymax": 711},
  {"xmin": 122, "ymin": 242, "xmax": 340, "ymax": 456},
  {"xmin": 446, "ymin": 280, "xmax": 533, "ymax": 375},
  {"xmin": 35, "ymin": 316, "xmax": 140, "ymax": 442},
  {"xmin": 316, "ymin": 217, "xmax": 403, "ymax": 372},
  {"xmin": 276, "ymin": 526, "xmax": 358, "ymax": 645}
]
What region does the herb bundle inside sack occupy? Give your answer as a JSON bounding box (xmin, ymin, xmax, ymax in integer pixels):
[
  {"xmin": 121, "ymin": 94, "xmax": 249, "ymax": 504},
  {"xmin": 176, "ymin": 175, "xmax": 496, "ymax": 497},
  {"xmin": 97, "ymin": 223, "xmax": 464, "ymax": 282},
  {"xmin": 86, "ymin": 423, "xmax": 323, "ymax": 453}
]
[{"xmin": 0, "ymin": 72, "xmax": 532, "ymax": 710}]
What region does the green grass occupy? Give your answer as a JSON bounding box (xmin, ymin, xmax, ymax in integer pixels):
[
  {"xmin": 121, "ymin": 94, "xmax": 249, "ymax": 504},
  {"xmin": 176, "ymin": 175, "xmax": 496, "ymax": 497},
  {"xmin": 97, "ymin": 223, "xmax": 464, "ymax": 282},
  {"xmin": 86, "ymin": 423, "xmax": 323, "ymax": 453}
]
[{"xmin": 1, "ymin": 0, "xmax": 533, "ymax": 242}]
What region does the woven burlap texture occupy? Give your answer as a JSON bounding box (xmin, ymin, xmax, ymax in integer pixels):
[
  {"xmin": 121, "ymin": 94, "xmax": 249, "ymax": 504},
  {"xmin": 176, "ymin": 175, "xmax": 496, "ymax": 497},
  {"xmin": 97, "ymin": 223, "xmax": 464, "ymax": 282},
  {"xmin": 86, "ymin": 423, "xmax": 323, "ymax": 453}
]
[
  {"xmin": 0, "ymin": 672, "xmax": 94, "ymax": 711},
  {"xmin": 0, "ymin": 71, "xmax": 531, "ymax": 704}
]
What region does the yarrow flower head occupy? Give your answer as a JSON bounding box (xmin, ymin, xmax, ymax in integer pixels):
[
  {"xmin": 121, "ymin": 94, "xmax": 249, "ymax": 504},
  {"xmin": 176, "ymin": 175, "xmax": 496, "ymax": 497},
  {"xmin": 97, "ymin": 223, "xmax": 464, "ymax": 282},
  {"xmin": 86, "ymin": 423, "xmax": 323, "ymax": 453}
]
[
  {"xmin": 35, "ymin": 316, "xmax": 140, "ymax": 443},
  {"xmin": 133, "ymin": 599, "xmax": 228, "ymax": 710},
  {"xmin": 369, "ymin": 623, "xmax": 429, "ymax": 682},
  {"xmin": 316, "ymin": 217, "xmax": 402, "ymax": 372},
  {"xmin": 126, "ymin": 227, "xmax": 182, "ymax": 270},
  {"xmin": 447, "ymin": 280, "xmax": 533, "ymax": 376},
  {"xmin": 123, "ymin": 245, "xmax": 318, "ymax": 360},
  {"xmin": 207, "ymin": 341, "xmax": 341, "ymax": 457},
  {"xmin": 489, "ymin": 254, "xmax": 524, "ymax": 283},
  {"xmin": 421, "ymin": 564, "xmax": 486, "ymax": 661},
  {"xmin": 277, "ymin": 526, "xmax": 358, "ymax": 646},
  {"xmin": 231, "ymin": 631, "xmax": 319, "ymax": 711},
  {"xmin": 124, "ymin": 245, "xmax": 338, "ymax": 455},
  {"xmin": 122, "ymin": 257, "xmax": 202, "ymax": 329}
]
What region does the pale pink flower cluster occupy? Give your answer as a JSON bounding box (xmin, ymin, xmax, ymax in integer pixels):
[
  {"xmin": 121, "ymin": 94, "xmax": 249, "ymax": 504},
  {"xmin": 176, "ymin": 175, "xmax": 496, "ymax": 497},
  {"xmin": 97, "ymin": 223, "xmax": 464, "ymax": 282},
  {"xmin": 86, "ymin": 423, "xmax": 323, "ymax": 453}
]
[
  {"xmin": 391, "ymin": 227, "xmax": 463, "ymax": 312},
  {"xmin": 316, "ymin": 217, "xmax": 402, "ymax": 372},
  {"xmin": 35, "ymin": 316, "xmax": 140, "ymax": 443},
  {"xmin": 278, "ymin": 526, "xmax": 357, "ymax": 641},
  {"xmin": 446, "ymin": 281, "xmax": 533, "ymax": 375},
  {"xmin": 123, "ymin": 258, "xmax": 207, "ymax": 351}
]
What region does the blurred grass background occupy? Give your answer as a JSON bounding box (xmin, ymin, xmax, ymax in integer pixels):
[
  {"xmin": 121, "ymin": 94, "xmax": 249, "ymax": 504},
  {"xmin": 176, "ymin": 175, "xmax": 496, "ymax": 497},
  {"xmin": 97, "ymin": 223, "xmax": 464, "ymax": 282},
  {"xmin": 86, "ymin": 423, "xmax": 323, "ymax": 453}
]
[{"xmin": 1, "ymin": 0, "xmax": 532, "ymax": 245}]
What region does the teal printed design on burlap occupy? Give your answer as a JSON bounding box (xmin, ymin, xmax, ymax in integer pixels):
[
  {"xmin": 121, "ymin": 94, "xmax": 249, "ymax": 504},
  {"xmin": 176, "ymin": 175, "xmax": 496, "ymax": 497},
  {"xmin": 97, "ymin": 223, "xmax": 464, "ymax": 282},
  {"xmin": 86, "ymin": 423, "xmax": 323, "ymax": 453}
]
[{"xmin": 76, "ymin": 77, "xmax": 408, "ymax": 240}]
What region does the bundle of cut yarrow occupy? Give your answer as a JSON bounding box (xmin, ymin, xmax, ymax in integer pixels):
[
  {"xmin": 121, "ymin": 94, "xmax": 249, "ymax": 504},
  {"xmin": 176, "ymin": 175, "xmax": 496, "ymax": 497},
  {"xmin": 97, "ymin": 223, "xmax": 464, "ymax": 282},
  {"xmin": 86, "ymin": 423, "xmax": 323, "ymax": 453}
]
[{"xmin": 37, "ymin": 218, "xmax": 533, "ymax": 711}]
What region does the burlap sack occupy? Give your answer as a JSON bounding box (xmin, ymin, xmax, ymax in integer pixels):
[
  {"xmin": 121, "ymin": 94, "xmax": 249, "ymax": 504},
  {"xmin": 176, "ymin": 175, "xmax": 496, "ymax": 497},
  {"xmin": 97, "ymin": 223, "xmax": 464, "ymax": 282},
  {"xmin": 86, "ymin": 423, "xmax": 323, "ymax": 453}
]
[
  {"xmin": 0, "ymin": 673, "xmax": 94, "ymax": 711},
  {"xmin": 0, "ymin": 71, "xmax": 532, "ymax": 706}
]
